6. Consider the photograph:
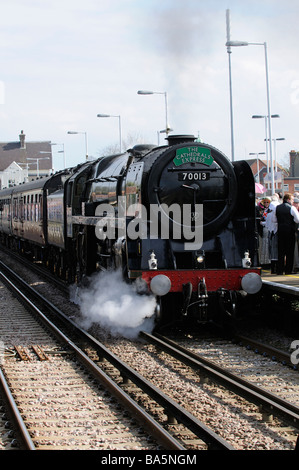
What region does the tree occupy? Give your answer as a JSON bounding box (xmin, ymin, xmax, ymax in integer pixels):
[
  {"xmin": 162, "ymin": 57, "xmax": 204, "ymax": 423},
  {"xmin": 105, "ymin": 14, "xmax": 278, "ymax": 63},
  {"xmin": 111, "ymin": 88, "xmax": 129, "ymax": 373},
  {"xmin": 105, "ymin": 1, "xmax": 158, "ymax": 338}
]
[{"xmin": 98, "ymin": 132, "xmax": 150, "ymax": 156}]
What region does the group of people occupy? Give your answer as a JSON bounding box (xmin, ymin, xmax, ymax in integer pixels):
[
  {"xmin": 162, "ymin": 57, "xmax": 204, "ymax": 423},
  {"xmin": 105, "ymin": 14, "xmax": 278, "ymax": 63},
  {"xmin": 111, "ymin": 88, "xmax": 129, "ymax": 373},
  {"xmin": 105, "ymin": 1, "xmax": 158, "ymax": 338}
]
[{"xmin": 256, "ymin": 192, "xmax": 299, "ymax": 275}]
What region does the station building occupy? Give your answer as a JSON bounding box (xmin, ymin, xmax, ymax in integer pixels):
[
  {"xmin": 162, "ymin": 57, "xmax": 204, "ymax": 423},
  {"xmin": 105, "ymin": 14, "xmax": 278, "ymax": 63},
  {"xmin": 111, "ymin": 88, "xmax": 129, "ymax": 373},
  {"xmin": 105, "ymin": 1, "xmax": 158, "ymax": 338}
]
[{"xmin": 0, "ymin": 131, "xmax": 53, "ymax": 189}]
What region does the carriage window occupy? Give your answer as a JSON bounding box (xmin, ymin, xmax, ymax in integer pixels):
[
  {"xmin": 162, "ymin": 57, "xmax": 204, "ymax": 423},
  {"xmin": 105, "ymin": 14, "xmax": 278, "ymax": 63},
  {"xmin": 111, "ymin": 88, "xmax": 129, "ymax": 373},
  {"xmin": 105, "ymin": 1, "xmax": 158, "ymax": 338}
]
[
  {"xmin": 39, "ymin": 194, "xmax": 43, "ymax": 219},
  {"xmin": 66, "ymin": 182, "xmax": 73, "ymax": 207},
  {"xmin": 13, "ymin": 198, "xmax": 17, "ymax": 218},
  {"xmin": 20, "ymin": 197, "xmax": 24, "ymax": 219}
]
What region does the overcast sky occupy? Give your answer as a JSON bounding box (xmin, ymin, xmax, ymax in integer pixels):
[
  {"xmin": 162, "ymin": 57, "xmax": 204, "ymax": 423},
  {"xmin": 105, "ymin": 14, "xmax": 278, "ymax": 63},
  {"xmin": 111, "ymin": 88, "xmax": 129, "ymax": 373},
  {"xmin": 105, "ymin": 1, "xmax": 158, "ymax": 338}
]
[{"xmin": 0, "ymin": 0, "xmax": 298, "ymax": 170}]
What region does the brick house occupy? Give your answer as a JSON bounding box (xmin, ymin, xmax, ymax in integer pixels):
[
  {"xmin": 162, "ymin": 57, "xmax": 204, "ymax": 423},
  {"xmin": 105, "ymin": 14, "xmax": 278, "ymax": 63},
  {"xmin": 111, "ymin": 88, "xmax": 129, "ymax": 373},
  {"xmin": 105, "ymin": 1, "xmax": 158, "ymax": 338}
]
[{"xmin": 247, "ymin": 151, "xmax": 299, "ymax": 195}]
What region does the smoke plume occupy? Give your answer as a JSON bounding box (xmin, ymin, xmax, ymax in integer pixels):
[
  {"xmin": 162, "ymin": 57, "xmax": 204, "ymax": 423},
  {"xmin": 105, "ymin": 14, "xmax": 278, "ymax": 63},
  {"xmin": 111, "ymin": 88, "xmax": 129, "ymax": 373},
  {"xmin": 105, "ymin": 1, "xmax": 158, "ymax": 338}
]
[{"xmin": 73, "ymin": 270, "xmax": 157, "ymax": 339}]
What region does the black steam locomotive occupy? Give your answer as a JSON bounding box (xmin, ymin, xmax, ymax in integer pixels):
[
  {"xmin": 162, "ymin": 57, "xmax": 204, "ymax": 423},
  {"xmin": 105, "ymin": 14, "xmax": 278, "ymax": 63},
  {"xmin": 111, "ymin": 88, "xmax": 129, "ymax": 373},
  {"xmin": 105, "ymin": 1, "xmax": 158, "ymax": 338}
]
[{"xmin": 0, "ymin": 135, "xmax": 262, "ymax": 326}]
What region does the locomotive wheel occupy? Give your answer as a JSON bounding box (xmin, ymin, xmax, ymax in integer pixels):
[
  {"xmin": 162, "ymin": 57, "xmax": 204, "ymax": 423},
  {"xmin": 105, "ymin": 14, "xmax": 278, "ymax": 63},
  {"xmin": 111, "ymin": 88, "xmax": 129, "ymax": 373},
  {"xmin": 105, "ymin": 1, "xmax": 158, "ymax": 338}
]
[
  {"xmin": 77, "ymin": 231, "xmax": 87, "ymax": 279},
  {"xmin": 154, "ymin": 298, "xmax": 162, "ymax": 324},
  {"xmin": 47, "ymin": 246, "xmax": 61, "ymax": 275},
  {"xmin": 219, "ymin": 290, "xmax": 237, "ymax": 318}
]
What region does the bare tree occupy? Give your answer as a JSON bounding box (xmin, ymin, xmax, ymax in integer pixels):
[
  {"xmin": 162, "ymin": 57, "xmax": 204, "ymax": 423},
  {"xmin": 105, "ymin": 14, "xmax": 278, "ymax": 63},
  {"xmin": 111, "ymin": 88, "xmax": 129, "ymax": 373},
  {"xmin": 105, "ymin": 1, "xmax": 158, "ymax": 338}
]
[{"xmin": 97, "ymin": 132, "xmax": 151, "ymax": 157}]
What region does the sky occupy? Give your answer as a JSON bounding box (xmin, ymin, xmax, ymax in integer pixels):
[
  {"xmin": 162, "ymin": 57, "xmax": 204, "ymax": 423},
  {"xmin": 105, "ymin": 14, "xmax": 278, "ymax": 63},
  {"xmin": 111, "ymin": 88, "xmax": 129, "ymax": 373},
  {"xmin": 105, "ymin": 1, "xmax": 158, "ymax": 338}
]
[{"xmin": 0, "ymin": 0, "xmax": 299, "ymax": 171}]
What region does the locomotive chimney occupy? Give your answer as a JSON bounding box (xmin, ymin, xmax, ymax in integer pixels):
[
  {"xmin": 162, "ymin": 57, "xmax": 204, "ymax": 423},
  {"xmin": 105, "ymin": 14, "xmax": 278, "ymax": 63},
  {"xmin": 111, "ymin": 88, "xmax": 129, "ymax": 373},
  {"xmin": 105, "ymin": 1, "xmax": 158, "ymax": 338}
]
[
  {"xmin": 166, "ymin": 135, "xmax": 196, "ymax": 146},
  {"xmin": 19, "ymin": 130, "xmax": 26, "ymax": 149}
]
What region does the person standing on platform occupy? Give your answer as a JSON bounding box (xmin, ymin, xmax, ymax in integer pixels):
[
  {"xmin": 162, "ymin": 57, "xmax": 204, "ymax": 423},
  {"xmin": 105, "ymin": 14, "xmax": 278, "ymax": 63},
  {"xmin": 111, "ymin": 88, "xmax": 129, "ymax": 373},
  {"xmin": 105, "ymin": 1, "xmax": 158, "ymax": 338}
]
[
  {"xmin": 266, "ymin": 194, "xmax": 280, "ymax": 273},
  {"xmin": 293, "ymin": 197, "xmax": 299, "ymax": 272},
  {"xmin": 258, "ymin": 197, "xmax": 271, "ymax": 266},
  {"xmin": 275, "ymin": 193, "xmax": 299, "ymax": 275}
]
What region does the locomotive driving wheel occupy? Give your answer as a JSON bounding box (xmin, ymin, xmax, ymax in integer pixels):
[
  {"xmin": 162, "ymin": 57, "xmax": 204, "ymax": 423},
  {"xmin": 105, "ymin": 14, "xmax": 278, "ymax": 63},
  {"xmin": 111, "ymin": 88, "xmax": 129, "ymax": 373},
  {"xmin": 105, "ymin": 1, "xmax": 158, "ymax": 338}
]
[{"xmin": 218, "ymin": 288, "xmax": 237, "ymax": 318}]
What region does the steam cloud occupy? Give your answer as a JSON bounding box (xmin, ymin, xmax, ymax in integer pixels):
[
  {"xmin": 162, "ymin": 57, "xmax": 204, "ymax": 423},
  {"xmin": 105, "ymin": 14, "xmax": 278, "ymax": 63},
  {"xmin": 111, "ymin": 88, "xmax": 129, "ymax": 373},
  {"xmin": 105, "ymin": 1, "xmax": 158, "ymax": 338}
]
[{"xmin": 73, "ymin": 270, "xmax": 157, "ymax": 339}]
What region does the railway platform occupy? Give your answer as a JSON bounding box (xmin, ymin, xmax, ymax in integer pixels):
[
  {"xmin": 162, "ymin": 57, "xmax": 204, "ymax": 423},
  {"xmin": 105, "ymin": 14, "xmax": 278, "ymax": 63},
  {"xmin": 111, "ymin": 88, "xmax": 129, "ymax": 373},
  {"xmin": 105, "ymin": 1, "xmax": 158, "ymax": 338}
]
[{"xmin": 261, "ymin": 269, "xmax": 299, "ymax": 296}]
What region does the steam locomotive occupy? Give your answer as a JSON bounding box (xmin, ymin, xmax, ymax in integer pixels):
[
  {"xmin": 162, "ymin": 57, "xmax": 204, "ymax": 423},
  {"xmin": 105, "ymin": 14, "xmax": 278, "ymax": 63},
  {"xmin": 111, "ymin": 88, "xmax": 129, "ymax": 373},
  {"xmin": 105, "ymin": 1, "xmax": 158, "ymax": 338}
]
[{"xmin": 0, "ymin": 134, "xmax": 262, "ymax": 326}]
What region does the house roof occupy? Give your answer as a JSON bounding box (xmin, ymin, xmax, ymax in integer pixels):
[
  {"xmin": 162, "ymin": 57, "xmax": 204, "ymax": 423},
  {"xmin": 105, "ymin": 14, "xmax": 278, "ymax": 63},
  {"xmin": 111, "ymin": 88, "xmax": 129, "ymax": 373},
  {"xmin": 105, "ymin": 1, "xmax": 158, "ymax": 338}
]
[
  {"xmin": 0, "ymin": 131, "xmax": 52, "ymax": 172},
  {"xmin": 245, "ymin": 158, "xmax": 287, "ymax": 173}
]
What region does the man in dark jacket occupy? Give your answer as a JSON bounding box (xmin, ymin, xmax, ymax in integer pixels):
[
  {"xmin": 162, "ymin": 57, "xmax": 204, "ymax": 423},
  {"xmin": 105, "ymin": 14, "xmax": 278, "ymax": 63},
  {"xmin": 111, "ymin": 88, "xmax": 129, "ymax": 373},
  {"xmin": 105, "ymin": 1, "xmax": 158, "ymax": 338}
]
[{"xmin": 275, "ymin": 193, "xmax": 299, "ymax": 274}]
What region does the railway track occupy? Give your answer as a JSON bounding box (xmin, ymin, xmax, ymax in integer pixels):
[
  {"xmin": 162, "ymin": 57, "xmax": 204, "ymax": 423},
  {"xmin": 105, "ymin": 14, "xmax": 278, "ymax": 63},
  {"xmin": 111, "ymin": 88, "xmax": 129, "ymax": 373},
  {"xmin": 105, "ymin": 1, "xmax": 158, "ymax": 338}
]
[
  {"xmin": 141, "ymin": 332, "xmax": 299, "ymax": 429},
  {"xmin": 233, "ymin": 334, "xmax": 297, "ymax": 369},
  {"xmin": 0, "ymin": 261, "xmax": 232, "ymax": 450},
  {"xmin": 0, "ymin": 367, "xmax": 34, "ymax": 450},
  {"xmin": 0, "ymin": 269, "xmax": 186, "ymax": 450},
  {"xmin": 96, "ymin": 330, "xmax": 298, "ymax": 450},
  {"xmin": 0, "ymin": 251, "xmax": 298, "ymax": 450},
  {"xmin": 141, "ymin": 332, "xmax": 299, "ymax": 448}
]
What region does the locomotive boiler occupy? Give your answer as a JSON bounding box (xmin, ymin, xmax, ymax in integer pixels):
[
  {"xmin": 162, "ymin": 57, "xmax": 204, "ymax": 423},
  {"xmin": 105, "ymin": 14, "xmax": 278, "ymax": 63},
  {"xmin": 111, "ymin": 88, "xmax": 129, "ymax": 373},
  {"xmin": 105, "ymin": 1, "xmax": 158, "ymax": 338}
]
[{"xmin": 0, "ymin": 134, "xmax": 262, "ymax": 327}]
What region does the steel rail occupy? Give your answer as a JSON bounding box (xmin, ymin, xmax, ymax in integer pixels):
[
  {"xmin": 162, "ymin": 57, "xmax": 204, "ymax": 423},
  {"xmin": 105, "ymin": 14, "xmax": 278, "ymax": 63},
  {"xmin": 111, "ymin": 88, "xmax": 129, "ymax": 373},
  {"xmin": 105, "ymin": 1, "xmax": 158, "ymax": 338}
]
[
  {"xmin": 234, "ymin": 334, "xmax": 294, "ymax": 369},
  {"xmin": 0, "ymin": 261, "xmax": 233, "ymax": 450},
  {"xmin": 0, "ymin": 367, "xmax": 36, "ymax": 450},
  {"xmin": 0, "ymin": 268, "xmax": 184, "ymax": 451},
  {"xmin": 141, "ymin": 331, "xmax": 299, "ymax": 428},
  {"xmin": 0, "ymin": 246, "xmax": 68, "ymax": 291}
]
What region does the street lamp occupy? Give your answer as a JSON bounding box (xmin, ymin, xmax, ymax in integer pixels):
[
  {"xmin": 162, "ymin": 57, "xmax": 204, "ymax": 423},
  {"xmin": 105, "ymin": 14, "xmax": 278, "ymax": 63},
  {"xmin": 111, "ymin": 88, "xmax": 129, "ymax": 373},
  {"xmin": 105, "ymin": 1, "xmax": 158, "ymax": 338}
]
[
  {"xmin": 264, "ymin": 137, "xmax": 285, "ymax": 172},
  {"xmin": 39, "ymin": 150, "xmax": 55, "ymax": 174},
  {"xmin": 226, "ymin": 39, "xmax": 275, "ymax": 193},
  {"xmin": 67, "ymin": 131, "xmax": 88, "ymax": 161},
  {"xmin": 249, "ymin": 152, "xmax": 265, "ymax": 184},
  {"xmin": 137, "ymin": 90, "xmax": 172, "ymax": 136},
  {"xmin": 252, "ymin": 114, "xmax": 280, "ymax": 173},
  {"xmin": 50, "ymin": 143, "xmax": 66, "ymax": 169},
  {"xmin": 226, "ymin": 9, "xmax": 235, "ymax": 161},
  {"xmin": 97, "ymin": 114, "xmax": 122, "ymax": 153},
  {"xmin": 263, "ymin": 137, "xmax": 285, "ymax": 190},
  {"xmin": 272, "ymin": 138, "xmax": 285, "ymax": 173},
  {"xmin": 27, "ymin": 157, "xmax": 50, "ymax": 178}
]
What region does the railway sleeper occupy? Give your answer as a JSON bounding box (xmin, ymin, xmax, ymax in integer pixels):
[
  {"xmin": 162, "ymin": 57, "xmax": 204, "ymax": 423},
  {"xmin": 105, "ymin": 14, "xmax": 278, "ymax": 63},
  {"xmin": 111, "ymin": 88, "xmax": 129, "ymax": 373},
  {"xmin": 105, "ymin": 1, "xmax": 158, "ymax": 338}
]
[{"xmin": 13, "ymin": 344, "xmax": 50, "ymax": 361}]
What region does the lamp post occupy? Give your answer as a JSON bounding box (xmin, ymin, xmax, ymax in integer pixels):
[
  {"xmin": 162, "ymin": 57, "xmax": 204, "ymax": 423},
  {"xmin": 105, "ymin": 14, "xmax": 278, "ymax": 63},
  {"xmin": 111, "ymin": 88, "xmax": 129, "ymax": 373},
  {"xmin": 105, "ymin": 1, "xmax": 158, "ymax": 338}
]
[
  {"xmin": 50, "ymin": 143, "xmax": 66, "ymax": 169},
  {"xmin": 27, "ymin": 157, "xmax": 50, "ymax": 178},
  {"xmin": 226, "ymin": 39, "xmax": 275, "ymax": 193},
  {"xmin": 249, "ymin": 152, "xmax": 265, "ymax": 184},
  {"xmin": 252, "ymin": 114, "xmax": 280, "ymax": 174},
  {"xmin": 39, "ymin": 151, "xmax": 53, "ymax": 173},
  {"xmin": 264, "ymin": 137, "xmax": 285, "ymax": 190},
  {"xmin": 137, "ymin": 90, "xmax": 172, "ymax": 136},
  {"xmin": 272, "ymin": 137, "xmax": 285, "ymax": 173},
  {"xmin": 226, "ymin": 9, "xmax": 235, "ymax": 161},
  {"xmin": 67, "ymin": 131, "xmax": 88, "ymax": 161},
  {"xmin": 97, "ymin": 114, "xmax": 122, "ymax": 152}
]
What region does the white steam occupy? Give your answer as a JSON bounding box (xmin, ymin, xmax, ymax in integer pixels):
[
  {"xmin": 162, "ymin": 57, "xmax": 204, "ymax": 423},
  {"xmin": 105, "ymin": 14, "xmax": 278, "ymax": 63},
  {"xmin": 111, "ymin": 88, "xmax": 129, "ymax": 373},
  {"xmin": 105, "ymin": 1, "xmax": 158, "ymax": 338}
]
[{"xmin": 73, "ymin": 270, "xmax": 157, "ymax": 339}]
